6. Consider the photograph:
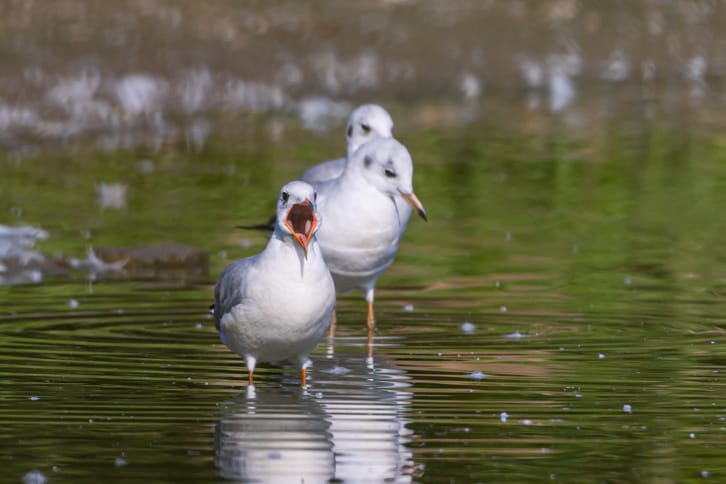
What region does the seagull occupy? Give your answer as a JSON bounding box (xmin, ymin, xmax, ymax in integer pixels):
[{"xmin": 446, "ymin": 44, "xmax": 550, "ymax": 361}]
[
  {"xmin": 313, "ymin": 137, "xmax": 427, "ymax": 330},
  {"xmin": 236, "ymin": 104, "xmax": 395, "ymax": 232},
  {"xmin": 300, "ymin": 104, "xmax": 394, "ymax": 184},
  {"xmin": 212, "ymin": 181, "xmax": 336, "ymax": 386}
]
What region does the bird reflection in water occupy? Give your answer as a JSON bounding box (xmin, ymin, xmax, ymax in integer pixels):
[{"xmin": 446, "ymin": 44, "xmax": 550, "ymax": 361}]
[{"xmin": 215, "ymin": 350, "xmax": 416, "ymax": 482}]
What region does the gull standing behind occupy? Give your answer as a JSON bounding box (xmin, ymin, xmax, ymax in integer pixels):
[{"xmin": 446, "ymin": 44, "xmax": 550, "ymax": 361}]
[
  {"xmin": 213, "ymin": 181, "xmax": 335, "ymax": 386},
  {"xmin": 300, "ymin": 104, "xmax": 394, "ymax": 184},
  {"xmin": 312, "ymin": 137, "xmax": 427, "ymax": 333}
]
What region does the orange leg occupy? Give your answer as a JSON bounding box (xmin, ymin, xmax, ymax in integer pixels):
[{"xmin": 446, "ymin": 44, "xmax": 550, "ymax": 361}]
[
  {"xmin": 248, "ymin": 370, "xmax": 254, "ymax": 386},
  {"xmin": 328, "ymin": 308, "xmax": 337, "ymax": 338},
  {"xmin": 300, "ymin": 367, "xmax": 307, "ymax": 387},
  {"xmin": 366, "ymin": 300, "xmax": 375, "ymax": 331}
]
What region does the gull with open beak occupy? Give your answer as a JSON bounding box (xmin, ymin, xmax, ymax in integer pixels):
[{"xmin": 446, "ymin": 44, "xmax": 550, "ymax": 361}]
[
  {"xmin": 313, "ymin": 137, "xmax": 427, "ymax": 331},
  {"xmin": 212, "ymin": 181, "xmax": 335, "ymax": 386},
  {"xmin": 300, "ymin": 104, "xmax": 394, "ymax": 184}
]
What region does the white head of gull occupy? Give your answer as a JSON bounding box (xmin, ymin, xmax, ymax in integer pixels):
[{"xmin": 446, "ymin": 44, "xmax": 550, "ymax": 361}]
[
  {"xmin": 300, "ymin": 104, "xmax": 394, "ymax": 184},
  {"xmin": 213, "ymin": 181, "xmax": 335, "ymax": 386}
]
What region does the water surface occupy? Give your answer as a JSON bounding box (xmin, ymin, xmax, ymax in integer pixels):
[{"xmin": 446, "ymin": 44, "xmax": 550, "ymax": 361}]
[{"xmin": 2, "ymin": 1, "xmax": 726, "ymax": 482}]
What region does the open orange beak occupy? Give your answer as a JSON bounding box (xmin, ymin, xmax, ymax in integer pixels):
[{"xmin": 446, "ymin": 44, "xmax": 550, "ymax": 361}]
[
  {"xmin": 284, "ymin": 199, "xmax": 318, "ymax": 258},
  {"xmin": 400, "ymin": 191, "xmax": 428, "ymax": 221}
]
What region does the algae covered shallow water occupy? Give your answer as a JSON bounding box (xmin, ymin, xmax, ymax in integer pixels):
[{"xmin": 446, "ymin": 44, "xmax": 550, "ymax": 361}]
[{"xmin": 2, "ymin": 1, "xmax": 726, "ymax": 482}]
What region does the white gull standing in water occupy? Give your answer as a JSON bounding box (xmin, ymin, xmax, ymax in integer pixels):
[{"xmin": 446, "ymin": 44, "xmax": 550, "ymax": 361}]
[
  {"xmin": 300, "ymin": 104, "xmax": 394, "ymax": 184},
  {"xmin": 312, "ymin": 137, "xmax": 427, "ymax": 332},
  {"xmin": 213, "ymin": 181, "xmax": 335, "ymax": 386}
]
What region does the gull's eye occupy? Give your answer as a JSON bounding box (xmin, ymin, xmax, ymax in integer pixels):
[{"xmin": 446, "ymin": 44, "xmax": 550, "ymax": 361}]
[
  {"xmin": 361, "ymin": 123, "xmax": 371, "ymax": 134},
  {"xmin": 384, "ymin": 167, "xmax": 397, "ymax": 178},
  {"xmin": 281, "ymin": 191, "xmax": 289, "ymax": 203}
]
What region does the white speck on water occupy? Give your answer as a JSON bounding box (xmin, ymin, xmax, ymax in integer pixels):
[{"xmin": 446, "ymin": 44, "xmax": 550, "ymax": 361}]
[
  {"xmin": 710, "ymin": 340, "xmax": 717, "ymax": 345},
  {"xmin": 315, "ymin": 392, "xmax": 323, "ymax": 399},
  {"xmin": 694, "ymin": 408, "xmax": 700, "ymax": 412},
  {"xmin": 460, "ymin": 321, "xmax": 476, "ymax": 334},
  {"xmin": 96, "ymin": 182, "xmax": 128, "ymax": 210},
  {"xmin": 499, "ymin": 305, "xmax": 508, "ymax": 313},
  {"xmin": 500, "ymin": 412, "xmax": 509, "ymax": 422},
  {"xmin": 136, "ymin": 159, "xmax": 155, "ymax": 174},
  {"xmin": 624, "ymin": 276, "xmax": 633, "ymax": 286},
  {"xmin": 194, "ymin": 322, "xmax": 203, "ymax": 330},
  {"xmin": 598, "ymin": 353, "xmax": 606, "ymax": 359},
  {"xmin": 114, "ymin": 457, "xmax": 127, "ymax": 467},
  {"xmin": 505, "ymin": 231, "xmax": 512, "ymax": 241},
  {"xmin": 239, "ymin": 239, "xmax": 252, "ymax": 250},
  {"xmin": 548, "ymin": 62, "xmax": 576, "ymax": 112},
  {"xmin": 522, "ymin": 419, "xmax": 533, "ymax": 426},
  {"xmin": 495, "ymin": 280, "xmax": 501, "ymax": 288},
  {"xmin": 469, "ymin": 370, "xmax": 487, "ymax": 380},
  {"xmin": 504, "ymin": 331, "xmax": 531, "ymax": 339},
  {"xmin": 322, "ymin": 366, "xmax": 351, "ymax": 375},
  {"xmin": 22, "ymin": 471, "xmax": 47, "ymax": 484},
  {"xmin": 690, "ymin": 433, "xmax": 696, "ymax": 439},
  {"xmin": 550, "ymin": 473, "xmax": 556, "ymax": 480},
  {"xmin": 519, "ymin": 58, "xmax": 544, "ymax": 87},
  {"xmin": 437, "ymin": 352, "xmax": 443, "ymax": 357},
  {"xmin": 218, "ymin": 250, "xmax": 228, "ymax": 260},
  {"xmin": 623, "ymin": 404, "xmax": 632, "ymax": 413},
  {"xmin": 403, "ymin": 303, "xmax": 414, "ymax": 312},
  {"xmin": 701, "ymin": 470, "xmax": 711, "ymax": 478},
  {"xmin": 88, "ymin": 419, "xmax": 94, "ymax": 423},
  {"xmin": 29, "ymin": 396, "xmax": 40, "ymax": 401},
  {"xmin": 52, "ymin": 466, "xmax": 60, "ymax": 473},
  {"xmin": 68, "ymin": 299, "xmax": 79, "ymax": 309},
  {"xmin": 575, "ymin": 393, "xmax": 583, "ymax": 398}
]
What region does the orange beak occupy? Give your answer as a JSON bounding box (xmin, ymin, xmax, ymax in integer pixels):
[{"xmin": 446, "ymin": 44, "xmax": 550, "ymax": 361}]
[
  {"xmin": 400, "ymin": 191, "xmax": 428, "ymax": 221},
  {"xmin": 284, "ymin": 199, "xmax": 318, "ymax": 258}
]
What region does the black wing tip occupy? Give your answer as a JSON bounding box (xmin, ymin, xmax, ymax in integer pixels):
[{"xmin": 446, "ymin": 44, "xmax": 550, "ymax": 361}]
[{"xmin": 235, "ymin": 216, "xmax": 276, "ymax": 232}]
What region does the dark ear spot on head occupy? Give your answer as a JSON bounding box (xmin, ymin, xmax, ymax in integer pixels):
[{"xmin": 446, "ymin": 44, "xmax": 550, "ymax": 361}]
[
  {"xmin": 364, "ymin": 156, "xmax": 372, "ymax": 167},
  {"xmin": 347, "ymin": 125, "xmax": 353, "ymax": 138}
]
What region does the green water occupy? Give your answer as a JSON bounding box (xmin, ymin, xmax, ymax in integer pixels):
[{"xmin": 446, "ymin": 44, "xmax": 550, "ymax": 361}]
[{"xmin": 1, "ymin": 110, "xmax": 726, "ymax": 483}]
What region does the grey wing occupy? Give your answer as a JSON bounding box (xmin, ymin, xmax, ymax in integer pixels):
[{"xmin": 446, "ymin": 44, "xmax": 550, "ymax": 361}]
[
  {"xmin": 300, "ymin": 157, "xmax": 347, "ymax": 184},
  {"xmin": 213, "ymin": 257, "xmax": 254, "ymax": 331}
]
